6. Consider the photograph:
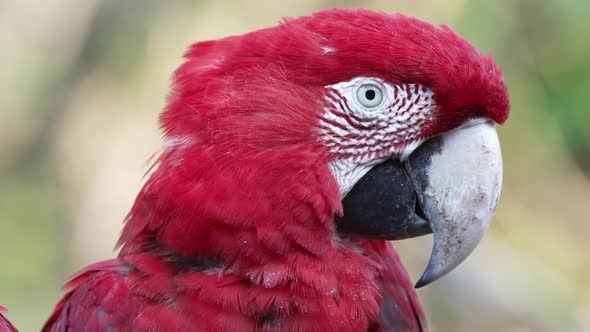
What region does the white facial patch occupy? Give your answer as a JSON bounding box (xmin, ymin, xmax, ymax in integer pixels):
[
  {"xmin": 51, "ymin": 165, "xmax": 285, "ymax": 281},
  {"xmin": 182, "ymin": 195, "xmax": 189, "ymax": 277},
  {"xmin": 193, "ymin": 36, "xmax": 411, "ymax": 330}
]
[
  {"xmin": 329, "ymin": 158, "xmax": 385, "ymax": 199},
  {"xmin": 319, "ymin": 77, "xmax": 437, "ymax": 198}
]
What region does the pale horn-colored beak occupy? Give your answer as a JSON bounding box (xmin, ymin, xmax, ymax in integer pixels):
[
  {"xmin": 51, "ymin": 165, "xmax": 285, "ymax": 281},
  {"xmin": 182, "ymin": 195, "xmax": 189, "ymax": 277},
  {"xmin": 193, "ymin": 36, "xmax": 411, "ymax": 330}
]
[{"xmin": 408, "ymin": 118, "xmax": 503, "ymax": 288}]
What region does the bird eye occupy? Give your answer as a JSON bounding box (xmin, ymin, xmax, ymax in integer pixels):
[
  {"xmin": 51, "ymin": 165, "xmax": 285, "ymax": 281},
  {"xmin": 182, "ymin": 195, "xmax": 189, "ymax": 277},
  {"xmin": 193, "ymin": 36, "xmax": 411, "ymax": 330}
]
[{"xmin": 356, "ymin": 84, "xmax": 383, "ymax": 108}]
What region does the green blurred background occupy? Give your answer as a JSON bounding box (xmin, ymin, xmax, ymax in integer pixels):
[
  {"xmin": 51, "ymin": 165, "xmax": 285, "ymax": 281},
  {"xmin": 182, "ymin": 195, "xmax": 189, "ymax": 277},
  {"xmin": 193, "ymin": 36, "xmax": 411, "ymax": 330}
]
[{"xmin": 1, "ymin": 0, "xmax": 589, "ymax": 331}]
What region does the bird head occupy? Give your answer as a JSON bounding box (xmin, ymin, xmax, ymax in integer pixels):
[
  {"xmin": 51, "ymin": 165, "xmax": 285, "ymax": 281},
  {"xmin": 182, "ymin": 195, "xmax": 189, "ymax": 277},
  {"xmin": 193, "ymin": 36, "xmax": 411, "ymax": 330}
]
[{"xmin": 122, "ymin": 9, "xmax": 509, "ymax": 287}]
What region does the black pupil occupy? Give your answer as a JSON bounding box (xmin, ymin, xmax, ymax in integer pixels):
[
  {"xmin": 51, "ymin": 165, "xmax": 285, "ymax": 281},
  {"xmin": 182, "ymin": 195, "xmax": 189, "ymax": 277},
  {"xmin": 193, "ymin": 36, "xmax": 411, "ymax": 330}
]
[{"xmin": 365, "ymin": 89, "xmax": 376, "ymax": 101}]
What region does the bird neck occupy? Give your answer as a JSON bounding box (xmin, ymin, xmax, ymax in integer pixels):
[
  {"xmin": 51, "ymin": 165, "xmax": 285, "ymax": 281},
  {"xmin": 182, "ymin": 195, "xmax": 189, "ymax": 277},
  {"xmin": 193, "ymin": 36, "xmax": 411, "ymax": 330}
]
[
  {"xmin": 118, "ymin": 144, "xmax": 339, "ymax": 257},
  {"xmin": 115, "ymin": 145, "xmax": 385, "ymax": 328}
]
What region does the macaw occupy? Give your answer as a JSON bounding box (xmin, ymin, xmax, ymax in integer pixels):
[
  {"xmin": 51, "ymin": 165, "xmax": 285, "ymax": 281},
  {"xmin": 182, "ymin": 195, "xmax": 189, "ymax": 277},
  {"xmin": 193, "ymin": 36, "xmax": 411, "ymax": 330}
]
[
  {"xmin": 43, "ymin": 8, "xmax": 509, "ymax": 332},
  {"xmin": 0, "ymin": 306, "xmax": 17, "ymax": 332}
]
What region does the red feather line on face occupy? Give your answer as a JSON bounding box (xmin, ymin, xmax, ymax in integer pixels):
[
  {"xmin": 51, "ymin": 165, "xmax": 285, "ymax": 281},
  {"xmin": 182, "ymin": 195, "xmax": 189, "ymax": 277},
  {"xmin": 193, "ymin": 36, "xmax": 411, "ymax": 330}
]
[
  {"xmin": 43, "ymin": 8, "xmax": 509, "ymax": 332},
  {"xmin": 319, "ymin": 81, "xmax": 435, "ymax": 161}
]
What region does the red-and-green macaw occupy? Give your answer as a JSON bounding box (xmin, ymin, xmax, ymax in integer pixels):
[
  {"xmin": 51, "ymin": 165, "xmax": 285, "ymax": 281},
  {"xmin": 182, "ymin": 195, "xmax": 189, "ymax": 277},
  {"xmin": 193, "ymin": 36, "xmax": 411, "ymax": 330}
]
[{"xmin": 43, "ymin": 8, "xmax": 509, "ymax": 331}]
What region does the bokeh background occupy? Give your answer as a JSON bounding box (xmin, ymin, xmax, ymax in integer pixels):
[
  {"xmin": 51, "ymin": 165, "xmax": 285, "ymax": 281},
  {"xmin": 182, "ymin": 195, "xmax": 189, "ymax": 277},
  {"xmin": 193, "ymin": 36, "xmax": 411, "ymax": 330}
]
[{"xmin": 1, "ymin": 0, "xmax": 589, "ymax": 331}]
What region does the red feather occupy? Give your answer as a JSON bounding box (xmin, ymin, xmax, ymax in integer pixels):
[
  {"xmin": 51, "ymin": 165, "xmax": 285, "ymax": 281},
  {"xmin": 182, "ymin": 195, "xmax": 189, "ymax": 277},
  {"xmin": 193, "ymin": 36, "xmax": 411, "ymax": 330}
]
[
  {"xmin": 0, "ymin": 306, "xmax": 17, "ymax": 332},
  {"xmin": 44, "ymin": 8, "xmax": 509, "ymax": 331}
]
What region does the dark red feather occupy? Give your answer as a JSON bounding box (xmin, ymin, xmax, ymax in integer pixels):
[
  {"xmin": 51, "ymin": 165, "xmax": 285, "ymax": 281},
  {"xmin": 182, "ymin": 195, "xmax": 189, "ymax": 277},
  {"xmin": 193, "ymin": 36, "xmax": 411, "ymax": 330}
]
[{"xmin": 0, "ymin": 306, "xmax": 17, "ymax": 332}]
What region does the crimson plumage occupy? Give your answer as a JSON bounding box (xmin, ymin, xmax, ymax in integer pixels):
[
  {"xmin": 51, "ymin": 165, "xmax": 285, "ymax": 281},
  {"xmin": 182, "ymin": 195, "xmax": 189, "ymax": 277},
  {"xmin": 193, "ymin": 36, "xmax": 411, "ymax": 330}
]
[
  {"xmin": 0, "ymin": 307, "xmax": 17, "ymax": 332},
  {"xmin": 43, "ymin": 8, "xmax": 508, "ymax": 331}
]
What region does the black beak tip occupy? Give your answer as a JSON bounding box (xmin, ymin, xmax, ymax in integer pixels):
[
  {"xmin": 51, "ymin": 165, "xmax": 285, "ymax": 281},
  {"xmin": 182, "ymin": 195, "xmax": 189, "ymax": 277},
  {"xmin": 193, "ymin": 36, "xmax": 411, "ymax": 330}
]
[
  {"xmin": 414, "ymin": 266, "xmax": 441, "ymax": 288},
  {"xmin": 414, "ymin": 277, "xmax": 430, "ymax": 289}
]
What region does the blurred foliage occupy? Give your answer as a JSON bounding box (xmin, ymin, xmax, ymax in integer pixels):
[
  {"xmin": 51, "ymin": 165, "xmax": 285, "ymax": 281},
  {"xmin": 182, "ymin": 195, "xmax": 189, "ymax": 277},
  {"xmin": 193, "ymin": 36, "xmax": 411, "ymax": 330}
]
[{"xmin": 1, "ymin": 0, "xmax": 589, "ymax": 331}]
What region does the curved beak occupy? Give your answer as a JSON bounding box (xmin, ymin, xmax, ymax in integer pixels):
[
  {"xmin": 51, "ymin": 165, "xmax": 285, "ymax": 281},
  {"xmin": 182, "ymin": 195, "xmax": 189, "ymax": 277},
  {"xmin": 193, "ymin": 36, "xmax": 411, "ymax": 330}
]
[
  {"xmin": 410, "ymin": 120, "xmax": 502, "ymax": 287},
  {"xmin": 335, "ymin": 119, "xmax": 503, "ymax": 288}
]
